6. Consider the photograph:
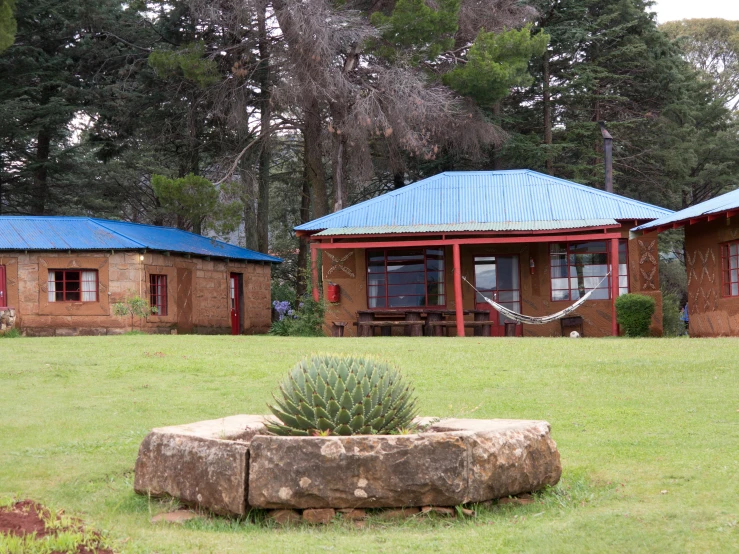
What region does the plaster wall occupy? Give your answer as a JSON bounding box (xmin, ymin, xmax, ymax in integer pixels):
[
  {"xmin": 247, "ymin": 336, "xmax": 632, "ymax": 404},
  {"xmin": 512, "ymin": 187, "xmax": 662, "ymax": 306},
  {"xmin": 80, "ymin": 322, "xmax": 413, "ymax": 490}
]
[
  {"xmin": 0, "ymin": 251, "xmax": 271, "ymax": 336},
  {"xmin": 684, "ymin": 217, "xmax": 739, "ymax": 336}
]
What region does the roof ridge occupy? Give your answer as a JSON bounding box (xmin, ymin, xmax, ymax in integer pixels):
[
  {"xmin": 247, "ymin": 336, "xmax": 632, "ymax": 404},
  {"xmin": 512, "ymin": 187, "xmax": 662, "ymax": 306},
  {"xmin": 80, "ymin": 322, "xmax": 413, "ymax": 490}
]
[
  {"xmin": 297, "ymin": 173, "xmax": 447, "ymax": 229},
  {"xmin": 89, "ymin": 218, "xmax": 148, "ymax": 249},
  {"xmin": 92, "ymin": 218, "xmax": 278, "ymax": 259},
  {"xmin": 523, "ymin": 170, "xmax": 673, "ymax": 214}
]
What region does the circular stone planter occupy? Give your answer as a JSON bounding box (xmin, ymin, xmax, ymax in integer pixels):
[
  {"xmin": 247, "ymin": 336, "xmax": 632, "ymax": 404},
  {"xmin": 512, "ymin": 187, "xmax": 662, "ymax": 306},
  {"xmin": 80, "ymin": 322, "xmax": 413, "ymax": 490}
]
[{"xmin": 134, "ymin": 416, "xmax": 561, "ymax": 517}]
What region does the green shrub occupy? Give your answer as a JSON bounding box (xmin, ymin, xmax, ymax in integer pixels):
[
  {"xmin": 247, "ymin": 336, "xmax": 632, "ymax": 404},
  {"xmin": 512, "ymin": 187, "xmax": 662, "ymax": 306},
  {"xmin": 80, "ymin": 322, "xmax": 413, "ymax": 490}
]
[
  {"xmin": 615, "ymin": 294, "xmax": 656, "ymax": 337},
  {"xmin": 266, "ymin": 354, "xmax": 419, "ymax": 436},
  {"xmin": 268, "ymin": 296, "xmax": 326, "ymax": 337},
  {"xmin": 0, "ymin": 328, "xmax": 21, "ymax": 338},
  {"xmin": 661, "ymin": 292, "xmax": 685, "ymax": 337}
]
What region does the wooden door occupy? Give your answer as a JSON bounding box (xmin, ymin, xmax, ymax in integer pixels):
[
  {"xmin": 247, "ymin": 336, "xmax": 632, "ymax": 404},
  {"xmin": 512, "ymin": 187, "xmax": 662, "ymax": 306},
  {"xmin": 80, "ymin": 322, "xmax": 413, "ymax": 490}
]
[
  {"xmin": 176, "ymin": 267, "xmax": 193, "ymax": 334},
  {"xmin": 474, "ymin": 256, "xmax": 522, "ymax": 337},
  {"xmin": 229, "ymin": 273, "xmax": 241, "ymax": 335},
  {"xmin": 0, "ymin": 265, "xmax": 6, "ymax": 308}
]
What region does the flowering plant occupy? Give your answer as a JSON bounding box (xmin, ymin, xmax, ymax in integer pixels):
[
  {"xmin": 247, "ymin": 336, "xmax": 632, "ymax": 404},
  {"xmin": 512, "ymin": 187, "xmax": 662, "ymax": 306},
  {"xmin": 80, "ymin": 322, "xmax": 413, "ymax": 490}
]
[
  {"xmin": 272, "ymin": 300, "xmax": 296, "ymax": 321},
  {"xmin": 269, "ymin": 296, "xmax": 326, "ymax": 336}
]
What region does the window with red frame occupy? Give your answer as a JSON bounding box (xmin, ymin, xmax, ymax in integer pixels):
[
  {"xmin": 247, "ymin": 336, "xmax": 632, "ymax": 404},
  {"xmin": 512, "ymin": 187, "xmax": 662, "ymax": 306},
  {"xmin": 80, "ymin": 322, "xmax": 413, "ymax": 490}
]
[
  {"xmin": 550, "ymin": 241, "xmax": 628, "ymax": 301},
  {"xmin": 367, "ymin": 248, "xmax": 445, "ymax": 308},
  {"xmin": 149, "ymin": 274, "xmax": 168, "ymax": 316},
  {"xmin": 721, "ymin": 241, "xmax": 739, "ymax": 297},
  {"xmin": 47, "ymin": 270, "xmax": 98, "ymax": 302}
]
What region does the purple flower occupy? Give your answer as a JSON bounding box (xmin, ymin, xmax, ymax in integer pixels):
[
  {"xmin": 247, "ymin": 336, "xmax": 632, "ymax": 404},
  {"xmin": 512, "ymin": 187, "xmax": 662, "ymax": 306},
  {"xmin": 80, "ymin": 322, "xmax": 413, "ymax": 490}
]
[{"xmin": 273, "ymin": 300, "xmax": 292, "ymax": 321}]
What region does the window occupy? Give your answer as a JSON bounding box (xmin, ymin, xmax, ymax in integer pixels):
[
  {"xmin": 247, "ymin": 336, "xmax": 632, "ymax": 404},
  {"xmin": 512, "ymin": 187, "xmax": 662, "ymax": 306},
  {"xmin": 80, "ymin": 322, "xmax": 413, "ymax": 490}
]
[
  {"xmin": 550, "ymin": 241, "xmax": 628, "ymax": 301},
  {"xmin": 367, "ymin": 248, "xmax": 445, "ymax": 308},
  {"xmin": 150, "ymin": 274, "xmax": 168, "ymax": 316},
  {"xmin": 722, "ymin": 241, "xmax": 739, "ymax": 297},
  {"xmin": 47, "ymin": 270, "xmax": 98, "ymax": 302}
]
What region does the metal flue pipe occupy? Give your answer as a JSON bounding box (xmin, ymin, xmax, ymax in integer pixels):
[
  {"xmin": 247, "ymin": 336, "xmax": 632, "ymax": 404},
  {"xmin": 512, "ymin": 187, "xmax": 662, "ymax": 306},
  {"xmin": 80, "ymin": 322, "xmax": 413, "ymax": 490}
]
[{"xmin": 599, "ymin": 122, "xmax": 613, "ymax": 193}]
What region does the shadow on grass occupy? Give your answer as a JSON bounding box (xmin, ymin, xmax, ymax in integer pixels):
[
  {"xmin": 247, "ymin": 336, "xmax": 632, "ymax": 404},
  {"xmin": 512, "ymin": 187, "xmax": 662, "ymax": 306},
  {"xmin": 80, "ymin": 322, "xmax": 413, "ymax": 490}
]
[{"xmin": 131, "ymin": 470, "xmax": 613, "ymax": 535}]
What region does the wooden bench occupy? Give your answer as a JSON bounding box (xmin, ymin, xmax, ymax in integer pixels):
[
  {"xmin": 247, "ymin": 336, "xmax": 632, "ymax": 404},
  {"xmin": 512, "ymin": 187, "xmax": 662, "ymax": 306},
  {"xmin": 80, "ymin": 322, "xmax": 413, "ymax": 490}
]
[
  {"xmin": 426, "ymin": 320, "xmax": 492, "ymax": 337},
  {"xmin": 357, "ymin": 320, "xmax": 423, "ymax": 337},
  {"xmin": 331, "ymin": 321, "xmax": 348, "ymax": 337}
]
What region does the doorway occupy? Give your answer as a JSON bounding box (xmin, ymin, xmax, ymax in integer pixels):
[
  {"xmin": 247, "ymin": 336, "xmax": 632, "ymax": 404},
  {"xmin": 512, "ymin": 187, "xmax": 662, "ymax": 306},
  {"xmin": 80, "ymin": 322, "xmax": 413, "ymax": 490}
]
[
  {"xmin": 473, "ymin": 255, "xmax": 522, "ymax": 336},
  {"xmin": 0, "ymin": 265, "xmax": 6, "ymax": 308},
  {"xmin": 229, "ymin": 273, "xmax": 243, "ymax": 335}
]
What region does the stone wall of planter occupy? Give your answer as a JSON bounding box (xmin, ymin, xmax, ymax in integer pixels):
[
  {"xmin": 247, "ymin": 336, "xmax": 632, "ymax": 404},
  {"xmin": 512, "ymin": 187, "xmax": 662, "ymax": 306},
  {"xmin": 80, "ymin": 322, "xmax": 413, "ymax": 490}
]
[{"xmin": 134, "ymin": 415, "xmax": 562, "ymax": 517}]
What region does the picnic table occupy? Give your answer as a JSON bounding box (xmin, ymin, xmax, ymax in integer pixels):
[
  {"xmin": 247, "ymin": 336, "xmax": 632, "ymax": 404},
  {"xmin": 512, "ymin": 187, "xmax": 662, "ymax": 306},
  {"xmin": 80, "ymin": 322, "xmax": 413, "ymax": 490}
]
[{"xmin": 356, "ymin": 309, "xmax": 492, "ymax": 337}]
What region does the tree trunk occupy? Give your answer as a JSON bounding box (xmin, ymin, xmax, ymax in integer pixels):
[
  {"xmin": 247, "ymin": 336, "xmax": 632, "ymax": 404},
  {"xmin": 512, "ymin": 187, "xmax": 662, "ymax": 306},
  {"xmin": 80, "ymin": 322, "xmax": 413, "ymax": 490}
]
[
  {"xmin": 32, "ymin": 128, "xmax": 51, "ymax": 215},
  {"xmin": 241, "ymin": 164, "xmax": 259, "ymax": 251},
  {"xmin": 332, "ymin": 127, "xmax": 347, "ymax": 212},
  {"xmin": 393, "ymin": 171, "xmax": 405, "ymax": 190},
  {"xmin": 296, "ymin": 175, "xmax": 311, "ymax": 299},
  {"xmin": 304, "ymin": 97, "xmax": 328, "ymax": 218},
  {"xmin": 256, "ymin": 3, "xmax": 271, "ymax": 253},
  {"xmin": 543, "ymin": 51, "xmax": 553, "ymax": 175}
]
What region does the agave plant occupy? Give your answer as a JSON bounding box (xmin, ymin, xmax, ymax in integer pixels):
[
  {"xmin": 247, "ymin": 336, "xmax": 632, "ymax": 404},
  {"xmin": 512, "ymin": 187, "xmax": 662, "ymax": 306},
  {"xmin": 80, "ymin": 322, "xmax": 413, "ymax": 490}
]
[{"xmin": 266, "ymin": 354, "xmax": 418, "ymax": 436}]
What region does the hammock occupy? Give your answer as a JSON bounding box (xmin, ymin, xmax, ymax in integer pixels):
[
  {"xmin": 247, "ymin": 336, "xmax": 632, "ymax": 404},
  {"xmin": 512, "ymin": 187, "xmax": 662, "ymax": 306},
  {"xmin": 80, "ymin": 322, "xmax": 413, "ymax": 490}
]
[{"xmin": 461, "ymin": 272, "xmax": 611, "ymax": 325}]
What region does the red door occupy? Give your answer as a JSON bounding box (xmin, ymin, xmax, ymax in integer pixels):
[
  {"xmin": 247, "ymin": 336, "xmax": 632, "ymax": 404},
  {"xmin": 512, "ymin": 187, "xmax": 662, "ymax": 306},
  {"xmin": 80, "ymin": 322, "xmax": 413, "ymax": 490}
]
[
  {"xmin": 0, "ymin": 265, "xmax": 6, "ymax": 308},
  {"xmin": 474, "ymin": 256, "xmax": 522, "ymax": 337},
  {"xmin": 229, "ymin": 273, "xmax": 240, "ymax": 335}
]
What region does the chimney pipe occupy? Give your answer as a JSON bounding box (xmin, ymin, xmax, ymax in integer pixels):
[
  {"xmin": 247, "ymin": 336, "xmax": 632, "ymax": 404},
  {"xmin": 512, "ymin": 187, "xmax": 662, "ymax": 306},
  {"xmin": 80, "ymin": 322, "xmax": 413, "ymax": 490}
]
[{"xmin": 599, "ymin": 122, "xmax": 613, "ymax": 193}]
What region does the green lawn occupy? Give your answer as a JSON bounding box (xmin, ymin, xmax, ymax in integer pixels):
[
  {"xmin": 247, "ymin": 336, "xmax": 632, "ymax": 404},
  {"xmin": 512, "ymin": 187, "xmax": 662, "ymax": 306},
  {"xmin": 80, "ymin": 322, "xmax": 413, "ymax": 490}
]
[{"xmin": 1, "ymin": 336, "xmax": 738, "ymax": 553}]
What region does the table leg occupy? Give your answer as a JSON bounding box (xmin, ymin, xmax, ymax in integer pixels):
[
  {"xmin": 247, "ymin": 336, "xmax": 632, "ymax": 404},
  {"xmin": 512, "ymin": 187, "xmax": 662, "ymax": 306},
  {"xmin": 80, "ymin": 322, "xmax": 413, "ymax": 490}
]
[
  {"xmin": 475, "ymin": 311, "xmax": 492, "ymax": 337},
  {"xmin": 426, "ymin": 312, "xmax": 443, "ymax": 337},
  {"xmin": 405, "ymin": 312, "xmax": 422, "ymax": 337},
  {"xmin": 358, "ymin": 313, "xmax": 373, "ymax": 337}
]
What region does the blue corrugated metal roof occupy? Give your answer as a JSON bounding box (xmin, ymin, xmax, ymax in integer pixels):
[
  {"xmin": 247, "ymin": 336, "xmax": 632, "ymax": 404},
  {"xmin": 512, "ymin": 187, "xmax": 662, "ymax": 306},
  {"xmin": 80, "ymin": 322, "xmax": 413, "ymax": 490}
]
[
  {"xmin": 633, "ymin": 188, "xmax": 739, "ymax": 232},
  {"xmin": 313, "ymin": 219, "xmax": 621, "ymax": 235},
  {"xmin": 295, "ymin": 170, "xmax": 673, "ymax": 233},
  {"xmin": 0, "ymin": 217, "xmax": 281, "ymax": 262}
]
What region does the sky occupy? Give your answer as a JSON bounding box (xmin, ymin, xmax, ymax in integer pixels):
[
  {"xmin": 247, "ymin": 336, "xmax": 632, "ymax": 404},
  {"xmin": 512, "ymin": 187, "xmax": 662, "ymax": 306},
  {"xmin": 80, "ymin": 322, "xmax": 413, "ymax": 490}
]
[{"xmin": 653, "ymin": 0, "xmax": 739, "ymax": 23}]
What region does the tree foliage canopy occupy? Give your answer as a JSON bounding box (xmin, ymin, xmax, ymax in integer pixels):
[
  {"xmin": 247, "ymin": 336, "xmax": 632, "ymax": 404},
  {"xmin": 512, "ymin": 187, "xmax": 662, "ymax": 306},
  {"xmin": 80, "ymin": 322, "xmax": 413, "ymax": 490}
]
[{"xmin": 0, "ymin": 0, "xmax": 737, "ymax": 299}]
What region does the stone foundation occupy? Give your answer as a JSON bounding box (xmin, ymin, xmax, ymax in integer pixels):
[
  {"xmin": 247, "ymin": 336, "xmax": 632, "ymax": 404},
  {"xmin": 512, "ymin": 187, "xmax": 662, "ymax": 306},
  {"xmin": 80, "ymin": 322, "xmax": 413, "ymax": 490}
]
[
  {"xmin": 134, "ymin": 415, "xmax": 562, "ymax": 516},
  {"xmin": 0, "ymin": 308, "xmax": 16, "ymax": 334}
]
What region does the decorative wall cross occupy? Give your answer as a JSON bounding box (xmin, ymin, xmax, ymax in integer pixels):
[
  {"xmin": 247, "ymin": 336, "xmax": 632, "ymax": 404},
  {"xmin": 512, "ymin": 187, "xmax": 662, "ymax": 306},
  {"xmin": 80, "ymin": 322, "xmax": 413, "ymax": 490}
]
[{"xmin": 326, "ymin": 251, "xmax": 356, "ymax": 279}]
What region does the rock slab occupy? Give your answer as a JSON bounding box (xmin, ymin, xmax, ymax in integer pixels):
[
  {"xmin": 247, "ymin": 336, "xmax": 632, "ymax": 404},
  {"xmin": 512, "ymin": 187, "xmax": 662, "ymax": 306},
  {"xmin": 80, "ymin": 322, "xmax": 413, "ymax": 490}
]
[
  {"xmin": 247, "ymin": 418, "xmax": 561, "ymax": 509},
  {"xmin": 134, "ymin": 415, "xmax": 268, "ymax": 516},
  {"xmin": 134, "ymin": 415, "xmax": 561, "ymax": 516}
]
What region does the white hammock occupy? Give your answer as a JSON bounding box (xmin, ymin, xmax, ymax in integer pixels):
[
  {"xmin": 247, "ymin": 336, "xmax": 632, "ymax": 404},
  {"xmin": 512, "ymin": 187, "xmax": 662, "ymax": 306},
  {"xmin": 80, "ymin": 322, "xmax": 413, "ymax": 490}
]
[{"xmin": 461, "ymin": 273, "xmax": 611, "ymax": 325}]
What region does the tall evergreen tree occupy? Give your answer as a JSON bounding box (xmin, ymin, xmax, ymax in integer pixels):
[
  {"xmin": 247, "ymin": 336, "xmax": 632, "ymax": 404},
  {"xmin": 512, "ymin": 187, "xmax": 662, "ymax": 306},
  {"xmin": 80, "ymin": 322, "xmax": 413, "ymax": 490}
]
[{"xmin": 501, "ymin": 0, "xmax": 739, "ymax": 209}]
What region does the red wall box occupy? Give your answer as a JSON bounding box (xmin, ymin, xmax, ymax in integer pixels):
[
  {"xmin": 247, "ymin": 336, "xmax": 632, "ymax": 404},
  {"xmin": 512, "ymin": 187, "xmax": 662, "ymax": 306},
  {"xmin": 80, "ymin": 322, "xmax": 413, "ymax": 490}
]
[{"xmin": 327, "ymin": 283, "xmax": 340, "ymax": 303}]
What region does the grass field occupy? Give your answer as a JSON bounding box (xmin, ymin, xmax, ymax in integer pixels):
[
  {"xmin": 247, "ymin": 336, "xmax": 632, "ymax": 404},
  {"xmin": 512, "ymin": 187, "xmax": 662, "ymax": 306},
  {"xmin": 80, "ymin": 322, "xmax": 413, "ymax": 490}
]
[{"xmin": 0, "ymin": 335, "xmax": 738, "ymax": 553}]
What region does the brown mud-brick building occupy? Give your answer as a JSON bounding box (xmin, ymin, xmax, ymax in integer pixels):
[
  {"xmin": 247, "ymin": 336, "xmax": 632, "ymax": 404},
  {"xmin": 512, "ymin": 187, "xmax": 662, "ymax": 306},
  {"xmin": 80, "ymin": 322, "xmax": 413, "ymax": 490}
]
[
  {"xmin": 295, "ymin": 171, "xmax": 673, "ymax": 337},
  {"xmin": 634, "ymin": 188, "xmax": 739, "ymax": 337},
  {"xmin": 0, "ymin": 217, "xmax": 281, "ymax": 336}
]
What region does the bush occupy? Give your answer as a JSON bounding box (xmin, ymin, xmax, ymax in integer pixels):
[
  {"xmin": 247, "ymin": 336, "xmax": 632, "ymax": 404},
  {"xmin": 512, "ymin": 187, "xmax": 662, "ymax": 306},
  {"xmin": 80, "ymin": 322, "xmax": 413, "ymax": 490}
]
[
  {"xmin": 0, "ymin": 328, "xmax": 21, "ymax": 338},
  {"xmin": 615, "ymin": 294, "xmax": 656, "ymax": 337},
  {"xmin": 268, "ymin": 296, "xmax": 326, "ymax": 336},
  {"xmin": 661, "ymin": 292, "xmax": 685, "ymax": 337}
]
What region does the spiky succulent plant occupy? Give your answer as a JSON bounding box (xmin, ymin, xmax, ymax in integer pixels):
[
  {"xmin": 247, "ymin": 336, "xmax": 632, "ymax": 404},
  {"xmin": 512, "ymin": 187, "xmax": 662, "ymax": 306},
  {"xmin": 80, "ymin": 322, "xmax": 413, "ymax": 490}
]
[{"xmin": 266, "ymin": 354, "xmax": 418, "ymax": 436}]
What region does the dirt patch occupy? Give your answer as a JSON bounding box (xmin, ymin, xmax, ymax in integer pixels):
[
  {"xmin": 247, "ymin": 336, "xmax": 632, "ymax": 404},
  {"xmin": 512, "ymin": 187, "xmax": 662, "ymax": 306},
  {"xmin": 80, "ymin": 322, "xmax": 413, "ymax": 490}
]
[{"xmin": 0, "ymin": 500, "xmax": 113, "ymax": 553}]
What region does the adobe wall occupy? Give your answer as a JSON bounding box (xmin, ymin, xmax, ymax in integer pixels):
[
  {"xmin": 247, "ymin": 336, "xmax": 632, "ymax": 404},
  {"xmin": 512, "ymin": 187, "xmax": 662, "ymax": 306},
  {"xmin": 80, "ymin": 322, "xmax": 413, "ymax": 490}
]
[
  {"xmin": 0, "ymin": 251, "xmax": 271, "ymax": 336},
  {"xmin": 684, "ymin": 217, "xmax": 739, "ymax": 336},
  {"xmin": 319, "ymin": 226, "xmax": 663, "ymax": 337}
]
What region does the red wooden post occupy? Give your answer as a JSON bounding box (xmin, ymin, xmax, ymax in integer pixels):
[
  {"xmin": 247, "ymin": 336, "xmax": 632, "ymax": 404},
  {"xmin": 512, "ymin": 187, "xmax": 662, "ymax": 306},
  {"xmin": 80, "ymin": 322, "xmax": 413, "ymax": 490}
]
[
  {"xmin": 610, "ymin": 237, "xmax": 619, "ymax": 337},
  {"xmin": 453, "ymin": 243, "xmax": 465, "ymax": 337},
  {"xmin": 311, "ymin": 242, "xmax": 320, "ymax": 302}
]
